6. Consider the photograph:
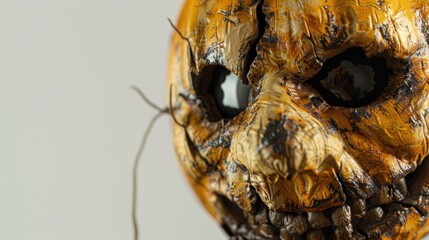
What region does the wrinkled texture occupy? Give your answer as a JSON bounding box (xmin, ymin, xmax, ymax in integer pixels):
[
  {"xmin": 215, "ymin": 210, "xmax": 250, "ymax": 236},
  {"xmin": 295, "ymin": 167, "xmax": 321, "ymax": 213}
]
[{"xmin": 168, "ymin": 0, "xmax": 429, "ymax": 239}]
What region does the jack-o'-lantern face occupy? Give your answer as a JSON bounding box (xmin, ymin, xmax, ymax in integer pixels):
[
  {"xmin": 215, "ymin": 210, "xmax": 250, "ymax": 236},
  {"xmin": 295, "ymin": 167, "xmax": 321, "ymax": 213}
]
[{"xmin": 167, "ymin": 0, "xmax": 429, "ymax": 239}]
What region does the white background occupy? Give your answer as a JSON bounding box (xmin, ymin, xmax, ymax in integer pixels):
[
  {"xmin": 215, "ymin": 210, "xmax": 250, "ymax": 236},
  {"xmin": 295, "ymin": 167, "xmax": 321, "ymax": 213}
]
[{"xmin": 0, "ymin": 0, "xmax": 226, "ymax": 239}]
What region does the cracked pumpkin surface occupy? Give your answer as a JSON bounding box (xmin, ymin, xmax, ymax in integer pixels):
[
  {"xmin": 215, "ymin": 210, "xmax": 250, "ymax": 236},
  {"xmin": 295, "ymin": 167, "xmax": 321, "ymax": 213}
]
[{"xmin": 167, "ymin": 0, "xmax": 429, "ymax": 239}]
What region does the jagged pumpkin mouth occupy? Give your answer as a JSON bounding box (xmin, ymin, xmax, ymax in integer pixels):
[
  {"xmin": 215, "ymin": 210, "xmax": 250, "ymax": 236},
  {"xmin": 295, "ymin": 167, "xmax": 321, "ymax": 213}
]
[{"xmin": 216, "ymin": 157, "xmax": 429, "ymax": 240}]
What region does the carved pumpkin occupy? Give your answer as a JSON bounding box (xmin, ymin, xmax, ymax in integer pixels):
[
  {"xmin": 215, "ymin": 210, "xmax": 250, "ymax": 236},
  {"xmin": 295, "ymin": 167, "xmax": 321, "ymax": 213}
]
[{"xmin": 167, "ymin": 0, "xmax": 429, "ymax": 239}]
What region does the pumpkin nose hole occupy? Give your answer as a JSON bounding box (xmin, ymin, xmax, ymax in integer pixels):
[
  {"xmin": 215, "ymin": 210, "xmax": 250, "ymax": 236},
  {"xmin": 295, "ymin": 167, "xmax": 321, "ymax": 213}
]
[{"xmin": 309, "ymin": 47, "xmax": 391, "ymax": 107}]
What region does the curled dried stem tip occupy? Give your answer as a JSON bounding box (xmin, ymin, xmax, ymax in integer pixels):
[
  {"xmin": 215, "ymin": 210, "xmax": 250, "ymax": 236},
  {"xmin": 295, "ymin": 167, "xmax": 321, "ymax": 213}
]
[
  {"xmin": 168, "ymin": 18, "xmax": 197, "ymax": 67},
  {"xmin": 168, "ymin": 18, "xmax": 187, "ymax": 41}
]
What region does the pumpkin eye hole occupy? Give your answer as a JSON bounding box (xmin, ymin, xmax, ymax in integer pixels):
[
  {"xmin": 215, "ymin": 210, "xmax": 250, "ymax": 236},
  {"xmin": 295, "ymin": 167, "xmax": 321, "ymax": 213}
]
[
  {"xmin": 309, "ymin": 47, "xmax": 391, "ymax": 108},
  {"xmin": 211, "ymin": 67, "xmax": 251, "ymax": 119},
  {"xmin": 194, "ymin": 66, "xmax": 251, "ymax": 122}
]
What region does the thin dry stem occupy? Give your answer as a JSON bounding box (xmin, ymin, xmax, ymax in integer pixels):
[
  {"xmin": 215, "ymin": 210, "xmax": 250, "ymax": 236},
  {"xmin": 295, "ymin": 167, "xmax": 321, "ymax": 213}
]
[{"xmin": 130, "ymin": 85, "xmax": 168, "ymax": 240}]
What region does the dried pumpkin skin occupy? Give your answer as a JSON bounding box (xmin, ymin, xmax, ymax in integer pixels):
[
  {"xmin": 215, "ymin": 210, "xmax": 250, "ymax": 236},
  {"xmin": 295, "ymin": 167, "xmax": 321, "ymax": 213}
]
[{"xmin": 167, "ymin": 0, "xmax": 429, "ymax": 239}]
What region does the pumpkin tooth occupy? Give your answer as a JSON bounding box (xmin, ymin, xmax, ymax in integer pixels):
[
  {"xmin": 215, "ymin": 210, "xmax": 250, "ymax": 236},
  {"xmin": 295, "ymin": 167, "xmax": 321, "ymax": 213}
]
[
  {"xmin": 258, "ymin": 223, "xmax": 277, "ymax": 238},
  {"xmin": 331, "ymin": 205, "xmax": 352, "ymax": 227},
  {"xmin": 334, "ymin": 224, "xmax": 353, "ymax": 239},
  {"xmin": 269, "ymin": 210, "xmax": 285, "ymax": 228},
  {"xmin": 359, "ymin": 207, "xmax": 384, "ymax": 233},
  {"xmin": 283, "ymin": 213, "xmax": 309, "ymax": 236},
  {"xmin": 307, "ymin": 212, "xmax": 331, "ymax": 229},
  {"xmin": 349, "ymin": 198, "xmax": 367, "ymax": 219},
  {"xmin": 368, "ymin": 186, "xmax": 393, "ymax": 206},
  {"xmin": 364, "ymin": 204, "xmax": 407, "ymax": 238}
]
